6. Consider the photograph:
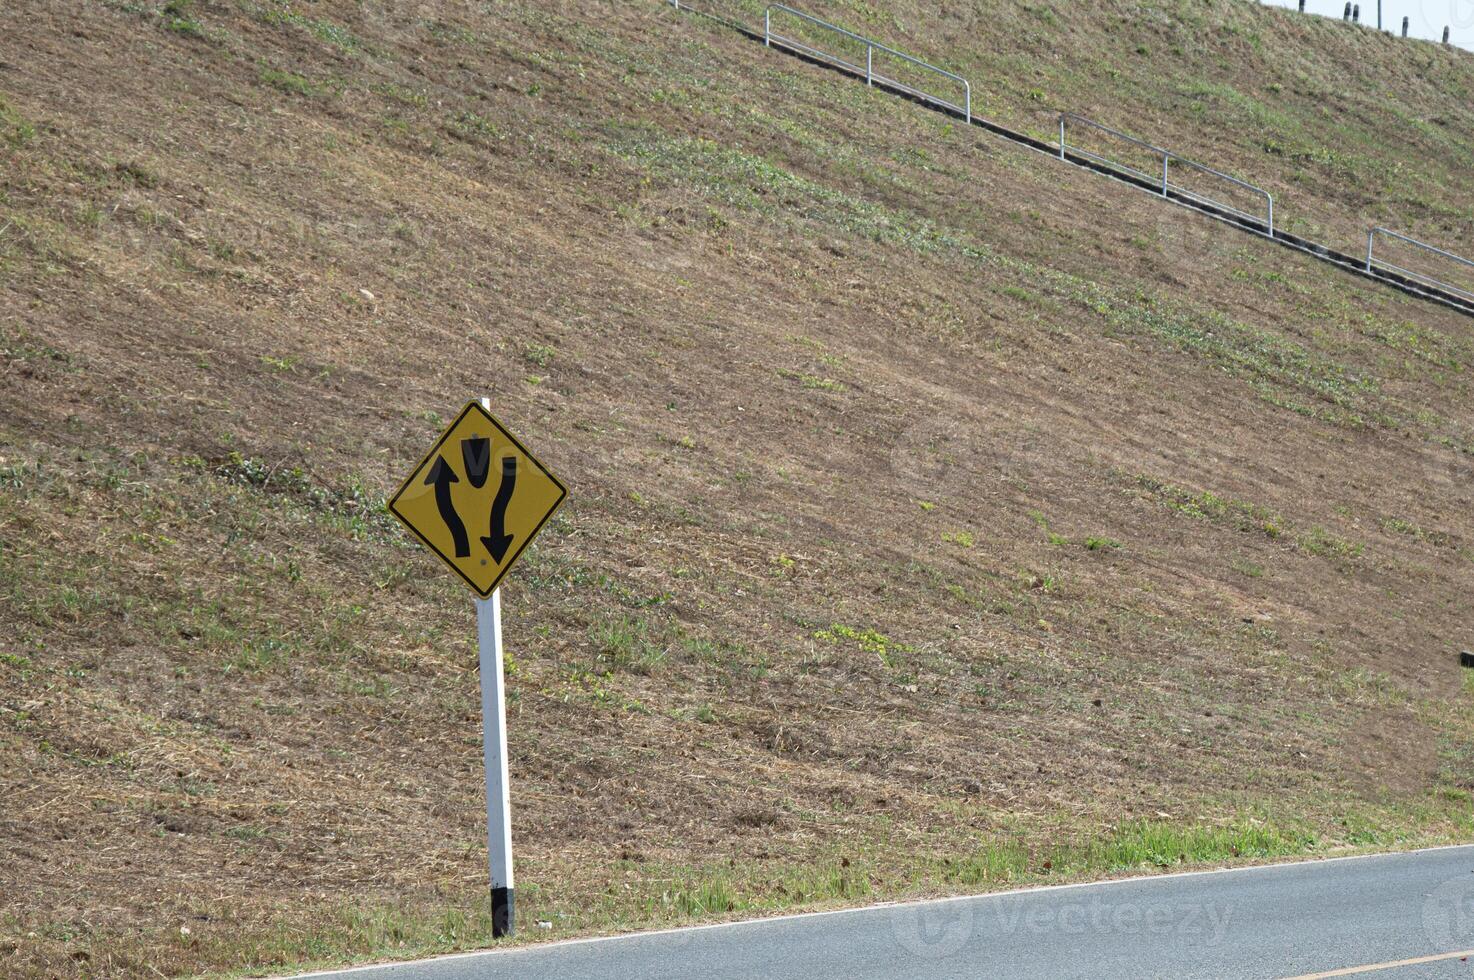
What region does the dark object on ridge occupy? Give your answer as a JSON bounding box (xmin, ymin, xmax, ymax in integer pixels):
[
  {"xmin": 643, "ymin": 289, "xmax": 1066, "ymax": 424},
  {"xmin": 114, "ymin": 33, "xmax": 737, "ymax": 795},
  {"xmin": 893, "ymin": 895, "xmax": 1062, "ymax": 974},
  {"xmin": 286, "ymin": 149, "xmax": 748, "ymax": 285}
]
[
  {"xmin": 1353, "ymin": 4, "xmax": 1360, "ymax": 24},
  {"xmin": 1445, "ymin": 27, "xmax": 1452, "ymax": 45},
  {"xmin": 1343, "ymin": 2, "xmax": 1351, "ymax": 20},
  {"xmin": 1461, "ymin": 651, "xmax": 1474, "ymax": 669},
  {"xmin": 1402, "ymin": 17, "xmax": 1409, "ymax": 37}
]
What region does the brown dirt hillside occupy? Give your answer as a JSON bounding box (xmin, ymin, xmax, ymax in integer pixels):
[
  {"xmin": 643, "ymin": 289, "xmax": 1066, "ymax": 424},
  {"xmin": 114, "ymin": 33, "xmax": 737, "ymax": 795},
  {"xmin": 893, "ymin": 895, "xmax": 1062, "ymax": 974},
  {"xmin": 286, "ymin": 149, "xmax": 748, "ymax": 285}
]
[{"xmin": 1, "ymin": 0, "xmax": 1472, "ymax": 976}]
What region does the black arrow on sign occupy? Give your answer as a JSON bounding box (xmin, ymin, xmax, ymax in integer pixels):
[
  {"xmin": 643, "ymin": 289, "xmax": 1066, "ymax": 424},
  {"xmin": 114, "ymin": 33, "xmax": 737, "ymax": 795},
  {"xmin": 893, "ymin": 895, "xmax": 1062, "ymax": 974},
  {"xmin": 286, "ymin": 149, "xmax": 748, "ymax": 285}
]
[
  {"xmin": 481, "ymin": 456, "xmax": 517, "ymax": 563},
  {"xmin": 461, "ymin": 436, "xmax": 491, "ymax": 489},
  {"xmin": 425, "ymin": 456, "xmax": 470, "ymax": 558}
]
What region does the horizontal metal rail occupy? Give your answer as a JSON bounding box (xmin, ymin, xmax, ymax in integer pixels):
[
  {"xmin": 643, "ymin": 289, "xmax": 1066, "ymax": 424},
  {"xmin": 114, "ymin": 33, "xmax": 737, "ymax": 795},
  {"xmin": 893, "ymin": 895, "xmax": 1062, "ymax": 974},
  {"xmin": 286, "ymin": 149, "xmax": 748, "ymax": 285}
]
[
  {"xmin": 1059, "ymin": 113, "xmax": 1273, "ymax": 236},
  {"xmin": 763, "ymin": 4, "xmax": 970, "ymax": 124},
  {"xmin": 664, "ymin": 1, "xmax": 1474, "ymax": 319},
  {"xmin": 1366, "ymin": 228, "xmax": 1474, "ymax": 303},
  {"xmin": 1058, "ymin": 112, "xmax": 1167, "ymax": 183}
]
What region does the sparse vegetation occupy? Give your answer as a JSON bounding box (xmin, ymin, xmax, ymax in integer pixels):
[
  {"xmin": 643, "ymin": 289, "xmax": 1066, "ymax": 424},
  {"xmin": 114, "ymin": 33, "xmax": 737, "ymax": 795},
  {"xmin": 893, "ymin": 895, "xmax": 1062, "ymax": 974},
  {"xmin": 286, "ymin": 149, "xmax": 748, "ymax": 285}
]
[
  {"xmin": 591, "ymin": 615, "xmax": 670, "ymax": 674},
  {"xmin": 448, "ymin": 110, "xmax": 502, "ymax": 142},
  {"xmin": 259, "ymin": 65, "xmax": 317, "ymax": 96},
  {"xmin": 0, "ymin": 95, "xmax": 35, "ymax": 147},
  {"xmin": 777, "ymin": 368, "xmax": 846, "ymax": 392},
  {"xmin": 260, "ymin": 1, "xmax": 363, "ymax": 51},
  {"xmin": 813, "ymin": 623, "xmax": 910, "ymax": 665},
  {"xmin": 162, "ymin": 0, "xmax": 204, "ymax": 37},
  {"xmin": 524, "ymin": 342, "xmax": 556, "ymax": 368},
  {"xmin": 1297, "ymin": 526, "xmax": 1365, "ymax": 561},
  {"xmin": 1138, "ymin": 475, "xmax": 1283, "ymax": 538},
  {"xmin": 1380, "ymin": 516, "xmax": 1452, "ymax": 547}
]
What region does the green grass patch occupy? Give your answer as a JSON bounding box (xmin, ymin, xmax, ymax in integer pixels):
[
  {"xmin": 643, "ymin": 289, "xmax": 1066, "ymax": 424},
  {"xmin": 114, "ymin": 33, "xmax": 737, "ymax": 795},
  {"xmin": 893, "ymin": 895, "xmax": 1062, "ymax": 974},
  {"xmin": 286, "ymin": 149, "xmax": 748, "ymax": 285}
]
[
  {"xmin": 259, "ymin": 67, "xmax": 319, "ymax": 97},
  {"xmin": 524, "ymin": 343, "xmax": 556, "ymax": 368},
  {"xmin": 1297, "ymin": 526, "xmax": 1364, "ymax": 561},
  {"xmin": 446, "ymin": 110, "xmax": 504, "ymax": 144},
  {"xmin": 813, "ymin": 623, "xmax": 910, "ymax": 666},
  {"xmin": 590, "ymin": 615, "xmax": 670, "ymax": 675},
  {"xmin": 1057, "ymin": 819, "xmax": 1312, "ymax": 872},
  {"xmin": 1380, "ymin": 516, "xmax": 1452, "ymax": 547},
  {"xmin": 162, "ymin": 0, "xmax": 205, "ymax": 37},
  {"xmin": 1137, "ymin": 475, "xmax": 1282, "ymax": 538},
  {"xmin": 777, "ymin": 368, "xmax": 846, "ymax": 392},
  {"xmin": 0, "ymin": 324, "xmax": 72, "ymax": 368},
  {"xmin": 260, "ymin": 1, "xmax": 363, "ymax": 51},
  {"xmin": 210, "ymin": 453, "xmax": 391, "ymax": 536},
  {"xmin": 0, "ymin": 96, "xmax": 36, "ymax": 148},
  {"xmin": 609, "ymin": 128, "xmax": 960, "ymax": 254},
  {"xmin": 226, "ymin": 634, "xmax": 295, "ymax": 674},
  {"xmin": 1099, "ymin": 301, "xmax": 1377, "ymax": 423},
  {"xmin": 939, "ymin": 841, "xmax": 1031, "ymax": 886}
]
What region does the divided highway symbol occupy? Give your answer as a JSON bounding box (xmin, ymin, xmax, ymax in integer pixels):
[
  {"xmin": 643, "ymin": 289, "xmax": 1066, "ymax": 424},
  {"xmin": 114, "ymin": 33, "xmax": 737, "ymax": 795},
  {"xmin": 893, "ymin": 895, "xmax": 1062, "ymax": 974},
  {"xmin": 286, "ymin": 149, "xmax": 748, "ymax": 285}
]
[{"xmin": 388, "ymin": 401, "xmax": 567, "ymax": 598}]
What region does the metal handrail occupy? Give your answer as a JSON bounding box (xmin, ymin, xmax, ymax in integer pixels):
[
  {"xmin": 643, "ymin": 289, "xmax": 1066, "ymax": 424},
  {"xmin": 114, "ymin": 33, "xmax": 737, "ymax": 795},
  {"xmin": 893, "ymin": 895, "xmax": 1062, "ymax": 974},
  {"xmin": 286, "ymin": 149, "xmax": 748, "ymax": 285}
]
[
  {"xmin": 665, "ymin": 1, "xmax": 1474, "ymax": 316},
  {"xmin": 1058, "ymin": 112, "xmax": 1169, "ymax": 184},
  {"xmin": 763, "ymin": 4, "xmax": 971, "ymax": 124},
  {"xmin": 1059, "ymin": 113, "xmax": 1274, "ymax": 237},
  {"xmin": 1366, "ymin": 228, "xmax": 1474, "ymax": 302}
]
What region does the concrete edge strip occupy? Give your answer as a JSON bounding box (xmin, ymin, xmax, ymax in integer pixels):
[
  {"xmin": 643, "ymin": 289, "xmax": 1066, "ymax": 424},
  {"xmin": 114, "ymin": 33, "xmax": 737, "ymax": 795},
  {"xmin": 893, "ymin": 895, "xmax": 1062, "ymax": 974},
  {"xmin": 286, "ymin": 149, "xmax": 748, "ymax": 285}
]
[{"xmin": 1279, "ymin": 947, "xmax": 1474, "ymax": 979}]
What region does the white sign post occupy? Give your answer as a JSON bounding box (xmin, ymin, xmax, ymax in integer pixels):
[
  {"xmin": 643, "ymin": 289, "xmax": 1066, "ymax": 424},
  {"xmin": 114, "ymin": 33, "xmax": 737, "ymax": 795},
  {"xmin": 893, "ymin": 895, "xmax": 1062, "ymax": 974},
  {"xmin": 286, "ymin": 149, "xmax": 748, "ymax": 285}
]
[
  {"xmin": 476, "ymin": 397, "xmax": 515, "ymax": 938},
  {"xmin": 477, "ymin": 586, "xmax": 515, "ymax": 937}
]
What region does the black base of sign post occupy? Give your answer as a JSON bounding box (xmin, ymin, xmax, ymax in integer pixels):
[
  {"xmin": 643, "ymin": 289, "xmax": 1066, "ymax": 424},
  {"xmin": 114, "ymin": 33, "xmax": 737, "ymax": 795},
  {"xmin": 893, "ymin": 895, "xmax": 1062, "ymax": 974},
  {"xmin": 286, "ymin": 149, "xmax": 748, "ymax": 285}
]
[
  {"xmin": 492, "ymin": 886, "xmax": 515, "ymax": 938},
  {"xmin": 1461, "ymin": 651, "xmax": 1474, "ymax": 669}
]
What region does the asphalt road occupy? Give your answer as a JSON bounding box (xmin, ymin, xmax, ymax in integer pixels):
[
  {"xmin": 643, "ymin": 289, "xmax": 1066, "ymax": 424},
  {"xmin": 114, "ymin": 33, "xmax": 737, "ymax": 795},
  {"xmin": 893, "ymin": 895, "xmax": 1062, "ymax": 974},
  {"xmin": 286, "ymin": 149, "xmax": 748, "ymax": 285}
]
[{"xmin": 294, "ymin": 846, "xmax": 1474, "ymax": 980}]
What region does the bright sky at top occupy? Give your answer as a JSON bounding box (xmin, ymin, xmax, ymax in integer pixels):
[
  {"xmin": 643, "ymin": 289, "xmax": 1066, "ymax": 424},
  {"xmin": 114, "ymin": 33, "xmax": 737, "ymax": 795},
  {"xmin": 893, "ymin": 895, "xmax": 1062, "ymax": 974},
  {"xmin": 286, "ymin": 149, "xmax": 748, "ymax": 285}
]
[{"xmin": 1257, "ymin": 0, "xmax": 1474, "ymax": 49}]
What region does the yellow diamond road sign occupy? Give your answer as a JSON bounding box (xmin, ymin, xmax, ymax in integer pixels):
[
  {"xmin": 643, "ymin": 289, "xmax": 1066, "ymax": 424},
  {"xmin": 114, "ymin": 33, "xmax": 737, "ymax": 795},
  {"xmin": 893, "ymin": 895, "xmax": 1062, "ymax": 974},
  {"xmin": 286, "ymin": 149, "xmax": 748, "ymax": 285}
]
[{"xmin": 389, "ymin": 402, "xmax": 567, "ymax": 598}]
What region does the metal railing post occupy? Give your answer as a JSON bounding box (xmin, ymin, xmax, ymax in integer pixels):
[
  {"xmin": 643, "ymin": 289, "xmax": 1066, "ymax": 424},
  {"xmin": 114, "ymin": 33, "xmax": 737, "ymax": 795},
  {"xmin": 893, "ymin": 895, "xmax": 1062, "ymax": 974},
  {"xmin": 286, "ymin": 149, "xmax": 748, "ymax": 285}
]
[
  {"xmin": 762, "ymin": 5, "xmax": 971, "ymax": 122},
  {"xmin": 1365, "ymin": 227, "xmax": 1474, "ymax": 301},
  {"xmin": 1059, "ymin": 113, "xmax": 1274, "ymax": 235}
]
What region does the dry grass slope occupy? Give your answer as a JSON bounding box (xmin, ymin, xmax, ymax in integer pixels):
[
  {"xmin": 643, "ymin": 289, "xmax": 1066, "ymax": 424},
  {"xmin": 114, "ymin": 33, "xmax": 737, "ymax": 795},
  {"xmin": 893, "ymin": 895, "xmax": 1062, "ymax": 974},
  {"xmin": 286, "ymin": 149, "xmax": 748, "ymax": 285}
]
[
  {"xmin": 727, "ymin": 0, "xmax": 1474, "ymax": 254},
  {"xmin": 1, "ymin": 0, "xmax": 1472, "ymax": 976}
]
